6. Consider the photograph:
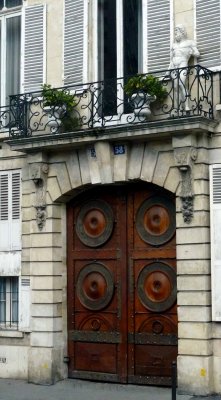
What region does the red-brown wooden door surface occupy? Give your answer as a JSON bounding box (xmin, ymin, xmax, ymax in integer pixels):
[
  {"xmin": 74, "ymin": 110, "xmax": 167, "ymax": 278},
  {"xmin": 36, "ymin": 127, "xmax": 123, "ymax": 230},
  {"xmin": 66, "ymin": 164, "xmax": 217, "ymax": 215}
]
[{"xmin": 67, "ymin": 184, "xmax": 177, "ymax": 385}]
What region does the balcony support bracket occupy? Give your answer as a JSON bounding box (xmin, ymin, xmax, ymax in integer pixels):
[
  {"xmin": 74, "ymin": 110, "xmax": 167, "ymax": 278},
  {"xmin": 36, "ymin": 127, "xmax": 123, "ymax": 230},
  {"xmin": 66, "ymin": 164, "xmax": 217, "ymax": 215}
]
[
  {"xmin": 29, "ymin": 162, "xmax": 49, "ymax": 231},
  {"xmin": 174, "ymin": 146, "xmax": 198, "ymax": 224}
]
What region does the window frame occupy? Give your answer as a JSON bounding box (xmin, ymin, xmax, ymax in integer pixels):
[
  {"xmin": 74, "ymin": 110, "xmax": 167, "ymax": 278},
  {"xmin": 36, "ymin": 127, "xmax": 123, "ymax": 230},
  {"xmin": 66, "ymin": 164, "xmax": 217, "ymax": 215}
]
[
  {"xmin": 0, "ymin": 276, "xmax": 18, "ymax": 330},
  {"xmin": 194, "ymin": 0, "xmax": 221, "ymax": 71},
  {"xmin": 0, "ymin": 0, "xmax": 22, "ymax": 10},
  {"xmin": 0, "ymin": 7, "xmax": 22, "ymax": 106}
]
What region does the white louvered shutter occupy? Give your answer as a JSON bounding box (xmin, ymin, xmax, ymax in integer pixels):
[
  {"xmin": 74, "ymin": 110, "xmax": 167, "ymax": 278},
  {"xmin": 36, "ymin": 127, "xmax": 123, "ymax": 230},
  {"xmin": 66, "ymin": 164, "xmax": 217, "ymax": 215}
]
[
  {"xmin": 0, "ymin": 173, "xmax": 10, "ymax": 251},
  {"xmin": 0, "ymin": 171, "xmax": 21, "ymax": 252},
  {"xmin": 64, "ymin": 0, "xmax": 88, "ymax": 86},
  {"xmin": 147, "ymin": 0, "xmax": 171, "ymax": 72},
  {"xmin": 196, "ymin": 0, "xmax": 221, "ymax": 69},
  {"xmin": 11, "ymin": 171, "xmax": 21, "ymax": 250},
  {"xmin": 210, "ymin": 165, "xmax": 221, "ymax": 321},
  {"xmin": 19, "ymin": 277, "xmax": 30, "ymax": 331},
  {"xmin": 22, "ymin": 5, "xmax": 46, "ymax": 92}
]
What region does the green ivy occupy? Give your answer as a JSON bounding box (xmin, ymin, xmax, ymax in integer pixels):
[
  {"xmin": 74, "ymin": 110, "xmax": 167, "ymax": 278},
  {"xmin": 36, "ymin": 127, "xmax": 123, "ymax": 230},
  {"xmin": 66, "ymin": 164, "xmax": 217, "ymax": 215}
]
[
  {"xmin": 124, "ymin": 74, "xmax": 167, "ymax": 102},
  {"xmin": 42, "ymin": 84, "xmax": 77, "ymax": 113}
]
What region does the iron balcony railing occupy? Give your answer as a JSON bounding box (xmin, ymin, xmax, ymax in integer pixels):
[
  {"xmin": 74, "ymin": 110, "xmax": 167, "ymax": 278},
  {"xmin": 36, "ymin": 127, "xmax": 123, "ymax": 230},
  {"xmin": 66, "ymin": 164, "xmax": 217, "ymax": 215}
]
[{"xmin": 5, "ymin": 65, "xmax": 214, "ymax": 138}]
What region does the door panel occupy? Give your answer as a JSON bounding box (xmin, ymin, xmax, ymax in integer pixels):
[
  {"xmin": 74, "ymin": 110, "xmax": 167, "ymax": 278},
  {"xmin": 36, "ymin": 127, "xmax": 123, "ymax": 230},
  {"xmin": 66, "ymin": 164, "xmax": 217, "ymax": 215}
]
[
  {"xmin": 67, "ymin": 184, "xmax": 177, "ymax": 385},
  {"xmin": 67, "ymin": 189, "xmax": 127, "ymax": 382}
]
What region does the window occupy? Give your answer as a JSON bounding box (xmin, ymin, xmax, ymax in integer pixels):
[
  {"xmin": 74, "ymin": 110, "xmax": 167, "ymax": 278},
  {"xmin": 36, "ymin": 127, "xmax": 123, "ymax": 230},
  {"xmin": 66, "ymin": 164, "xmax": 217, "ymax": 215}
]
[
  {"xmin": 0, "ymin": 171, "xmax": 21, "ymax": 331},
  {"xmin": 97, "ymin": 0, "xmax": 142, "ymax": 116},
  {"xmin": 0, "ymin": 0, "xmax": 22, "ymax": 10},
  {"xmin": 95, "ymin": 0, "xmax": 171, "ymax": 119},
  {"xmin": 0, "ymin": 170, "xmax": 21, "ymax": 251},
  {"xmin": 210, "ymin": 165, "xmax": 221, "ymax": 321},
  {"xmin": 195, "ymin": 0, "xmax": 221, "ymax": 69},
  {"xmin": 98, "ymin": 0, "xmax": 142, "ymax": 82},
  {"xmin": 0, "ymin": 4, "xmax": 21, "ymax": 105},
  {"xmin": 0, "ymin": 277, "xmax": 18, "ymax": 328}
]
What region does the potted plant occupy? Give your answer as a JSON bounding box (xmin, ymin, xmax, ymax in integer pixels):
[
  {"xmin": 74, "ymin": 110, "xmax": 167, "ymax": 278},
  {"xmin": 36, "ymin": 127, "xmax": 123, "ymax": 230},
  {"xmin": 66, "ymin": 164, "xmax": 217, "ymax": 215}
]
[
  {"xmin": 42, "ymin": 84, "xmax": 78, "ymax": 132},
  {"xmin": 124, "ymin": 74, "xmax": 167, "ymax": 118}
]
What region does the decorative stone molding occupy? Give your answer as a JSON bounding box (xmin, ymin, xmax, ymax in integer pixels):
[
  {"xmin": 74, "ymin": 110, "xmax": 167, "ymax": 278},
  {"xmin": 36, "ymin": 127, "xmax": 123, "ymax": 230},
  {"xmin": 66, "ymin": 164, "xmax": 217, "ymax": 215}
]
[
  {"xmin": 174, "ymin": 147, "xmax": 198, "ymax": 223},
  {"xmin": 29, "ymin": 163, "xmax": 49, "ymax": 230}
]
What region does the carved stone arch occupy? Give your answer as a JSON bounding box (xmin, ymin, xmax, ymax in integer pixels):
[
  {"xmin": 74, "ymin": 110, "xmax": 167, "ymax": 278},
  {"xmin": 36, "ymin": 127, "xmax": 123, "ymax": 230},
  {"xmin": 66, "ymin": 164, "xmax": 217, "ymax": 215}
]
[{"xmin": 46, "ymin": 142, "xmax": 179, "ymax": 204}]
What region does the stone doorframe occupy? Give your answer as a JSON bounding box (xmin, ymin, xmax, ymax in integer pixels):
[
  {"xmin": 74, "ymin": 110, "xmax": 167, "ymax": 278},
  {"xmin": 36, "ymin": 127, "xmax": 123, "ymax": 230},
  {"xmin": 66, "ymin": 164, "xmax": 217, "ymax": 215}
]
[{"xmin": 25, "ymin": 133, "xmax": 212, "ymax": 394}]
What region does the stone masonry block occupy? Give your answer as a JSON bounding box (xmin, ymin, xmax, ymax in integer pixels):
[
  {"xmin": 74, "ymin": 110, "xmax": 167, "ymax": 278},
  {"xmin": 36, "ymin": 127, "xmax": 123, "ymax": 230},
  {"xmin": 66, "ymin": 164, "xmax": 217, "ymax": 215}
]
[
  {"xmin": 28, "ymin": 347, "xmax": 64, "ymax": 384},
  {"xmin": 86, "ymin": 146, "xmax": 101, "ymax": 184},
  {"xmin": 178, "ymin": 322, "xmax": 212, "ymax": 339},
  {"xmin": 78, "ymin": 148, "xmax": 91, "ymax": 185},
  {"xmin": 0, "ymin": 345, "xmax": 28, "ymax": 379},
  {"xmin": 178, "ymin": 291, "xmax": 211, "ymax": 306},
  {"xmin": 95, "ymin": 141, "xmax": 113, "ymax": 184},
  {"xmin": 178, "ymin": 339, "xmax": 213, "ymax": 356},
  {"xmin": 32, "ymin": 276, "xmax": 62, "ymax": 290},
  {"xmin": 176, "ymin": 227, "xmax": 210, "ymax": 245},
  {"xmin": 193, "ymin": 164, "xmax": 209, "ymax": 180},
  {"xmin": 213, "ymin": 356, "xmax": 221, "ymax": 393},
  {"xmin": 177, "ymin": 244, "xmax": 210, "ymax": 260},
  {"xmin": 128, "ymin": 143, "xmax": 144, "ymax": 180},
  {"xmin": 193, "ymin": 180, "xmax": 209, "ymax": 196},
  {"xmin": 32, "ymin": 290, "xmax": 62, "ymax": 304},
  {"xmin": 31, "ymin": 317, "xmax": 62, "ymax": 332},
  {"xmin": 32, "ymin": 304, "xmax": 62, "ymax": 318},
  {"xmin": 49, "ymin": 163, "xmax": 71, "ymax": 197},
  {"xmin": 65, "ymin": 151, "xmax": 82, "ymax": 189},
  {"xmin": 178, "ymin": 306, "xmax": 211, "ymax": 322},
  {"xmin": 177, "ymin": 260, "xmax": 210, "ymax": 275},
  {"xmin": 177, "ymin": 275, "xmax": 210, "ymax": 291},
  {"xmin": 177, "ymin": 355, "xmax": 213, "ymax": 395},
  {"xmin": 212, "ymin": 323, "xmax": 221, "ymax": 338},
  {"xmin": 47, "ymin": 177, "xmax": 62, "ymax": 202},
  {"xmin": 152, "ymin": 151, "xmax": 174, "ymax": 188},
  {"xmin": 164, "ymin": 167, "xmax": 180, "ymax": 194},
  {"xmin": 30, "ymin": 262, "xmax": 62, "ymax": 276},
  {"xmin": 113, "ymin": 144, "xmax": 128, "ymax": 182},
  {"xmin": 176, "ymin": 211, "xmax": 209, "ymax": 228},
  {"xmin": 213, "ymin": 340, "xmax": 221, "ymax": 356},
  {"xmin": 140, "ymin": 146, "xmax": 158, "ymax": 182},
  {"xmin": 30, "ymin": 233, "xmax": 61, "ymax": 248},
  {"xmin": 175, "ymin": 11, "xmax": 194, "ymax": 37},
  {"xmin": 172, "ymin": 134, "xmax": 197, "ymax": 149},
  {"xmin": 30, "ymin": 332, "xmax": 63, "ymax": 348},
  {"xmin": 30, "ymin": 247, "xmax": 62, "ymax": 262}
]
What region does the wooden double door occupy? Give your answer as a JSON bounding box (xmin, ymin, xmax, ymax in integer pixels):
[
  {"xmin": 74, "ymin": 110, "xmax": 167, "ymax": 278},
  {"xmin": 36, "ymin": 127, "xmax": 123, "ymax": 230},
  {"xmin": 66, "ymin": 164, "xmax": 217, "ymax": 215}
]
[{"xmin": 67, "ymin": 184, "xmax": 177, "ymax": 385}]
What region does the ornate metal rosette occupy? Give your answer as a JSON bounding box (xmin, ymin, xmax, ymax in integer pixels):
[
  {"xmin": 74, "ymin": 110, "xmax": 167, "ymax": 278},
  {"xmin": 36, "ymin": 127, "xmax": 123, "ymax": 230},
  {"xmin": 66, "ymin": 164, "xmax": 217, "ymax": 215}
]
[
  {"xmin": 136, "ymin": 196, "xmax": 175, "ymax": 245},
  {"xmin": 76, "ymin": 200, "xmax": 114, "ymax": 247},
  {"xmin": 137, "ymin": 262, "xmax": 176, "ymax": 312},
  {"xmin": 76, "ymin": 263, "xmax": 114, "ymax": 311}
]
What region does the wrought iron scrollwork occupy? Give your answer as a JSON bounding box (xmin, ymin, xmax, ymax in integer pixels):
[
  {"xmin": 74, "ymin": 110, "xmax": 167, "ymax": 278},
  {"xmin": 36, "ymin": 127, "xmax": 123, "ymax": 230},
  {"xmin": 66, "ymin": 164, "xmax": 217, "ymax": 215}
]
[{"xmin": 6, "ymin": 65, "xmax": 214, "ymax": 138}]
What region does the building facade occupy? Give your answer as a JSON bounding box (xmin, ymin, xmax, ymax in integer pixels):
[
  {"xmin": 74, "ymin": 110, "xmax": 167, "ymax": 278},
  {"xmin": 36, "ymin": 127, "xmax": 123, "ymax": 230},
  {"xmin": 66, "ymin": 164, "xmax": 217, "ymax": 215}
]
[{"xmin": 0, "ymin": 0, "xmax": 221, "ymax": 395}]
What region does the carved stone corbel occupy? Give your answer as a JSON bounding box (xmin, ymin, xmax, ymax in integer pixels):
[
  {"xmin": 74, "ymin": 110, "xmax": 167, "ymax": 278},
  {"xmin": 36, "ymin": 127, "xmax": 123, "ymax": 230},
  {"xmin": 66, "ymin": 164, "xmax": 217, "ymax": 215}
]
[
  {"xmin": 29, "ymin": 163, "xmax": 49, "ymax": 230},
  {"xmin": 174, "ymin": 147, "xmax": 198, "ymax": 223}
]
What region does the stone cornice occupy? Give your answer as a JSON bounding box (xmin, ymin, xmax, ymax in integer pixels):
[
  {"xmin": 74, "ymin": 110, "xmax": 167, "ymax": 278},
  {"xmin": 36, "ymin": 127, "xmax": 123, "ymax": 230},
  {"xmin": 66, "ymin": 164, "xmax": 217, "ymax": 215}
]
[{"xmin": 6, "ymin": 116, "xmax": 218, "ymax": 154}]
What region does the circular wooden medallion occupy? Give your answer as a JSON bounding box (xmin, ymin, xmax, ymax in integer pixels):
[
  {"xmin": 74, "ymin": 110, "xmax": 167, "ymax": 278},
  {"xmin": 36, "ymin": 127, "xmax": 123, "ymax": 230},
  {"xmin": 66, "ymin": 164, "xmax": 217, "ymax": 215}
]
[
  {"xmin": 76, "ymin": 200, "xmax": 114, "ymax": 247},
  {"xmin": 137, "ymin": 263, "xmax": 176, "ymax": 312},
  {"xmin": 136, "ymin": 196, "xmax": 175, "ymax": 245},
  {"xmin": 76, "ymin": 263, "xmax": 114, "ymax": 311}
]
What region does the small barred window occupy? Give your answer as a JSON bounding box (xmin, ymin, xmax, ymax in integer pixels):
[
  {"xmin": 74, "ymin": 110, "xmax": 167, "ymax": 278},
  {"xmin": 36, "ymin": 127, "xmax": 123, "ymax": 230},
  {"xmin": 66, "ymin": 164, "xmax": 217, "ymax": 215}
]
[{"xmin": 0, "ymin": 277, "xmax": 18, "ymax": 329}]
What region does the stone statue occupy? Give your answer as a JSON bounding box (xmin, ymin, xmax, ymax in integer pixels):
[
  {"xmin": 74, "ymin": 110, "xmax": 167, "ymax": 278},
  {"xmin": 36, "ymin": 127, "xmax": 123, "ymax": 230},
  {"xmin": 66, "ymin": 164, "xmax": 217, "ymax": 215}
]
[{"xmin": 168, "ymin": 24, "xmax": 200, "ymax": 111}]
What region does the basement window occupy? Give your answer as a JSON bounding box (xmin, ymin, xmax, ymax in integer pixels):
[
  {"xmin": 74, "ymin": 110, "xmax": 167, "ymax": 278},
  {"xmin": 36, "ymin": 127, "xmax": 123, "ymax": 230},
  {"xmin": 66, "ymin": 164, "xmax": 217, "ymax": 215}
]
[{"xmin": 0, "ymin": 277, "xmax": 18, "ymax": 329}]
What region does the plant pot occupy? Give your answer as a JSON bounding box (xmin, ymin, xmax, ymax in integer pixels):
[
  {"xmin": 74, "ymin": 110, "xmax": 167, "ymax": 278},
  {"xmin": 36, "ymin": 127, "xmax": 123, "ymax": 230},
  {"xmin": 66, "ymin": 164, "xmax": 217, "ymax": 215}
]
[
  {"xmin": 130, "ymin": 92, "xmax": 156, "ymax": 118},
  {"xmin": 43, "ymin": 105, "xmax": 66, "ymax": 132}
]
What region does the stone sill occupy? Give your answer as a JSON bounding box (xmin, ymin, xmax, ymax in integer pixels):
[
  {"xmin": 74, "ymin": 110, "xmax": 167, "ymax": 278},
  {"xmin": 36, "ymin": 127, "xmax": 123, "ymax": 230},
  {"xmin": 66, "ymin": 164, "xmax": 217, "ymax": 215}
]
[
  {"xmin": 0, "ymin": 330, "xmax": 25, "ymax": 338},
  {"xmin": 6, "ymin": 116, "xmax": 218, "ymax": 154}
]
